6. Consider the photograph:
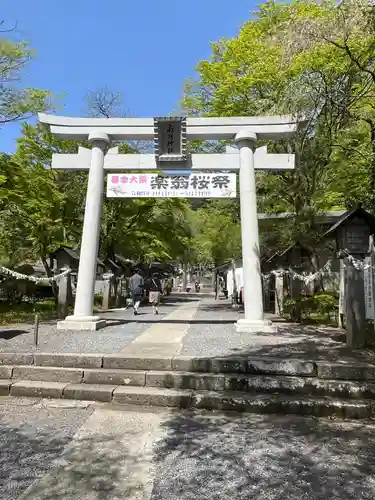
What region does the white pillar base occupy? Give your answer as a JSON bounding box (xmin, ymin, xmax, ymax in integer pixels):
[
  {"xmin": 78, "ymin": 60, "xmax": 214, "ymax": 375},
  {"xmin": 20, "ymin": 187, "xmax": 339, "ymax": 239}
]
[
  {"xmin": 235, "ymin": 318, "xmax": 277, "ymax": 333},
  {"xmin": 57, "ymin": 315, "xmax": 106, "ymax": 331}
]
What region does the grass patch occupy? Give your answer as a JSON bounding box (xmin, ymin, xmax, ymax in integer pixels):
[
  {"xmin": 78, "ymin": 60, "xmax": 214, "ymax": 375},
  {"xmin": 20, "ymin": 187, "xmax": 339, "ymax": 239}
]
[{"xmin": 0, "ymin": 300, "xmax": 58, "ymax": 325}]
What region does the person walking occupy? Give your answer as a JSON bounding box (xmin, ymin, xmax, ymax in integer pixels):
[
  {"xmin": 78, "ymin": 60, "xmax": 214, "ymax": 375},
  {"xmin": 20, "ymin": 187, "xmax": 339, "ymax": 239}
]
[
  {"xmin": 148, "ymin": 273, "xmax": 162, "ymax": 315},
  {"xmin": 129, "ymin": 268, "xmax": 144, "ymax": 315}
]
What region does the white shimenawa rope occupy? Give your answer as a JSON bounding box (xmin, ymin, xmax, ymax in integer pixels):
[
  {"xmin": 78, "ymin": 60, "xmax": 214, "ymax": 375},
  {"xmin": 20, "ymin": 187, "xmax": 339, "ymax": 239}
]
[
  {"xmin": 262, "ymin": 260, "xmax": 332, "ymax": 285},
  {"xmin": 0, "ymin": 266, "xmax": 71, "ymax": 284},
  {"xmin": 1, "ymin": 250, "xmax": 371, "ymax": 286},
  {"xmin": 262, "ymin": 250, "xmax": 375, "ymax": 284}
]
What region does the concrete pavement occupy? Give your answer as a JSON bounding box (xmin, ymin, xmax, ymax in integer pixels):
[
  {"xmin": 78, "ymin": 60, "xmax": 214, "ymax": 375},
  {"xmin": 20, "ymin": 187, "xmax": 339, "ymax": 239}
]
[{"xmin": 122, "ymin": 299, "xmax": 201, "ymax": 356}]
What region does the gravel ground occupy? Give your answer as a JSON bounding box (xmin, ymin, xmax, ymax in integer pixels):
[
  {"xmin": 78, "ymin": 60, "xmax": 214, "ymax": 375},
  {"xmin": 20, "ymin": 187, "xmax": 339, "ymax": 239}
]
[
  {"xmin": 151, "ymin": 411, "xmax": 375, "ymax": 500},
  {"xmin": 0, "ymin": 301, "xmax": 183, "ymax": 354},
  {"xmin": 1, "ymin": 397, "xmax": 375, "ymax": 500},
  {"xmin": 0, "ymin": 397, "xmax": 93, "ymax": 500},
  {"xmin": 181, "ymin": 298, "xmax": 375, "ymax": 363}
]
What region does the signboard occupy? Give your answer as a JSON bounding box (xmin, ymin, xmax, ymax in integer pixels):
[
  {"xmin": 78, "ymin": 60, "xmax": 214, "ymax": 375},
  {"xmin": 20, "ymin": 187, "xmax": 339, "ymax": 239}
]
[
  {"xmin": 154, "ymin": 116, "xmax": 187, "ymax": 163},
  {"xmin": 106, "ymin": 173, "xmax": 237, "ymax": 198},
  {"xmin": 364, "ymin": 256, "xmax": 375, "ymax": 319}
]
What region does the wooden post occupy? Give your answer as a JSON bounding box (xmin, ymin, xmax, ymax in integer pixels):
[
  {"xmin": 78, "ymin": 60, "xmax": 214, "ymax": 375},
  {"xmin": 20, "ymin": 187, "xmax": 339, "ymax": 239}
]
[
  {"xmin": 187, "ymin": 263, "xmax": 191, "ymax": 288},
  {"xmin": 262, "ymin": 274, "xmax": 270, "ymax": 312},
  {"xmin": 212, "ymin": 270, "xmax": 216, "ymax": 294},
  {"xmin": 34, "ymin": 313, "xmax": 39, "ymax": 347},
  {"xmin": 370, "ymin": 236, "xmax": 375, "ymax": 342},
  {"xmin": 289, "ymin": 247, "xmax": 302, "ymax": 321},
  {"xmin": 338, "ymin": 259, "xmax": 345, "ymax": 328},
  {"xmin": 114, "ymin": 277, "xmax": 122, "ymax": 308},
  {"xmin": 275, "ymin": 270, "xmax": 284, "ymax": 316},
  {"xmin": 57, "ymin": 268, "xmax": 71, "ymax": 318},
  {"xmin": 364, "ymin": 235, "xmax": 375, "ymax": 340},
  {"xmin": 183, "ymin": 261, "xmax": 188, "ymax": 291},
  {"xmin": 215, "ymin": 274, "xmax": 220, "ymax": 300},
  {"xmin": 102, "ymin": 272, "xmax": 113, "ymax": 310},
  {"xmin": 231, "ymin": 259, "xmax": 238, "ymax": 305},
  {"xmin": 344, "ymin": 257, "xmax": 366, "ymax": 348},
  {"xmin": 102, "ymin": 281, "xmax": 110, "ymax": 310}
]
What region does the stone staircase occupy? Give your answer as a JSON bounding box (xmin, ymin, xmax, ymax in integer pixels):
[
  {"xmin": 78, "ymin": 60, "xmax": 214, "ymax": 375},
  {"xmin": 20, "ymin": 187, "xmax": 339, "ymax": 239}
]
[{"xmin": 1, "ymin": 352, "xmax": 375, "ymax": 418}]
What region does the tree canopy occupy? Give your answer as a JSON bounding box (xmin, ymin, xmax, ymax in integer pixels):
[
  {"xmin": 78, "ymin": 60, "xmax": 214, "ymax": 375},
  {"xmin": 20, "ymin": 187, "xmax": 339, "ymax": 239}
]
[
  {"xmin": 0, "ymin": 25, "xmax": 51, "ymax": 123},
  {"xmin": 3, "ymin": 1, "xmax": 375, "ymax": 274},
  {"xmin": 183, "ymin": 0, "xmax": 375, "ymax": 257}
]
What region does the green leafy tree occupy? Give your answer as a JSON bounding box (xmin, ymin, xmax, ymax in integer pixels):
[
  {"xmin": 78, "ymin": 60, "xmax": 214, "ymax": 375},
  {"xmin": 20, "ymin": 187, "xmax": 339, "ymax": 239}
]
[
  {"xmin": 183, "ymin": 0, "xmax": 375, "ymax": 260},
  {"xmin": 3, "ymin": 124, "xmax": 85, "ymax": 278},
  {"xmin": 2, "ymin": 121, "xmax": 193, "ymax": 275},
  {"xmin": 188, "ymin": 203, "xmax": 241, "ymax": 266},
  {"xmin": 0, "ymin": 28, "xmax": 51, "ymax": 123},
  {"xmin": 83, "ymin": 86, "xmax": 193, "ymax": 263}
]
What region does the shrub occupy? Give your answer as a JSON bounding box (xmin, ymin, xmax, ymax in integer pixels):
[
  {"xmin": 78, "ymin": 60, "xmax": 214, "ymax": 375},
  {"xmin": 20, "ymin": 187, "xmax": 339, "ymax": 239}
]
[
  {"xmin": 283, "ymin": 292, "xmax": 338, "ymax": 325},
  {"xmin": 94, "ymin": 293, "xmax": 103, "ymax": 305}
]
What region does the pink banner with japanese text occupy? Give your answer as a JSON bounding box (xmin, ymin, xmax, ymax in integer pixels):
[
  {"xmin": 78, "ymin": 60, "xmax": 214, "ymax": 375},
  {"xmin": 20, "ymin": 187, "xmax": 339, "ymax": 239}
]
[{"xmin": 106, "ymin": 173, "xmax": 237, "ymax": 198}]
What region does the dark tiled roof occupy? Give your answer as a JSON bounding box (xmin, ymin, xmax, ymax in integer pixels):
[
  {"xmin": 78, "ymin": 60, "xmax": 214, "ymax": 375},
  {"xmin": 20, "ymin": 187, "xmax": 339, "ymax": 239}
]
[
  {"xmin": 258, "ymin": 210, "xmax": 347, "ymax": 226},
  {"xmin": 51, "ymin": 246, "xmax": 104, "ymax": 267},
  {"xmin": 323, "ymin": 207, "xmax": 375, "ymax": 237},
  {"xmin": 114, "ymin": 254, "xmax": 135, "ymax": 266},
  {"xmin": 50, "ymin": 246, "xmax": 79, "ymax": 260}
]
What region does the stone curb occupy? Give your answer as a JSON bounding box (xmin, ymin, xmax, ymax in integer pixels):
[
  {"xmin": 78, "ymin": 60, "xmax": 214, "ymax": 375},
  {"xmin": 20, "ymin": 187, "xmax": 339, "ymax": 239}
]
[
  {"xmin": 83, "ymin": 368, "xmax": 146, "ymax": 386},
  {"xmin": 64, "ymin": 384, "xmax": 116, "ymax": 403},
  {"xmin": 2, "ymin": 380, "xmax": 373, "ymax": 419},
  {"xmin": 10, "ymin": 380, "xmax": 69, "ymax": 399},
  {"xmin": 2, "ymin": 352, "xmax": 375, "ymax": 380},
  {"xmin": 316, "ymin": 362, "xmax": 375, "ymax": 381},
  {"xmin": 112, "ymin": 386, "xmax": 193, "ymax": 408},
  {"xmin": 12, "ymin": 366, "xmax": 83, "ymax": 384}
]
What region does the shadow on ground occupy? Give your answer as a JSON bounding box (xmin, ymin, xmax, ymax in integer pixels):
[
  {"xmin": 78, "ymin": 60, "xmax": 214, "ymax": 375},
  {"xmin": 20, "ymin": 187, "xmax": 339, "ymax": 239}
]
[
  {"xmin": 0, "ymin": 329, "xmax": 28, "ymax": 340},
  {"xmin": 0, "ymin": 417, "xmax": 145, "ymax": 499},
  {"xmin": 152, "ymin": 411, "xmax": 375, "ymax": 500},
  {"xmin": 104, "ymin": 318, "xmax": 236, "ymax": 326},
  {"xmin": 181, "ymin": 299, "xmax": 375, "ymax": 364},
  {"xmin": 198, "ymin": 304, "xmax": 241, "ymax": 313},
  {"xmin": 154, "ymin": 296, "xmax": 200, "ymax": 305},
  {"xmin": 220, "ymin": 324, "xmax": 375, "ymax": 363}
]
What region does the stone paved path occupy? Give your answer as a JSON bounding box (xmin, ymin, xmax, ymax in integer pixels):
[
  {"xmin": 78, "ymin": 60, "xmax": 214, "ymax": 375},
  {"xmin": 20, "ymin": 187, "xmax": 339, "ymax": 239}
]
[
  {"xmin": 121, "ymin": 299, "xmax": 201, "ymax": 357},
  {"xmin": 1, "ymin": 397, "xmax": 375, "ymax": 499}
]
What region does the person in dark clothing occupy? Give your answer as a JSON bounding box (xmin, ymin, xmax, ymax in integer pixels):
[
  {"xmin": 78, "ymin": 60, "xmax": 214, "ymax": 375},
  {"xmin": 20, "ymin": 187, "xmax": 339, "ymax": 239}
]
[
  {"xmin": 148, "ymin": 274, "xmax": 162, "ymax": 315},
  {"xmin": 129, "ymin": 269, "xmax": 144, "ymax": 315}
]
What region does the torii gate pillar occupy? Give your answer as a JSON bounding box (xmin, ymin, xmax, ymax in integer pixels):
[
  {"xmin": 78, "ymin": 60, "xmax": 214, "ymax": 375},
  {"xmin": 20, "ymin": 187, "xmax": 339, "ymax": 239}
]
[
  {"xmin": 235, "ymin": 131, "xmax": 274, "ymax": 332},
  {"xmin": 58, "ymin": 131, "xmax": 110, "ymax": 331}
]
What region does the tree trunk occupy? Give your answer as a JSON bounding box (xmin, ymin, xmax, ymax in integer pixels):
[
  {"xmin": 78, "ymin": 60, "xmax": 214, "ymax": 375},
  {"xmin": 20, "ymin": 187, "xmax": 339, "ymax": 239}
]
[
  {"xmin": 309, "ymin": 251, "xmax": 324, "ymax": 293},
  {"xmin": 41, "ymin": 256, "xmax": 58, "ymax": 299}
]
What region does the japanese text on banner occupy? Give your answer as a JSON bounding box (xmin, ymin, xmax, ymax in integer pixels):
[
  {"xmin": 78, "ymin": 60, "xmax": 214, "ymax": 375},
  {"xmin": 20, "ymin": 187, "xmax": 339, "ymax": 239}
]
[{"xmin": 106, "ymin": 173, "xmax": 237, "ymax": 198}]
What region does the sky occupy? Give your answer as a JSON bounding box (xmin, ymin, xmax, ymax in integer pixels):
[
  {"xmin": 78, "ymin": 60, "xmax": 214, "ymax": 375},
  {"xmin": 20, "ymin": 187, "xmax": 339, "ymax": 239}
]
[{"xmin": 1, "ymin": 0, "xmax": 258, "ymax": 153}]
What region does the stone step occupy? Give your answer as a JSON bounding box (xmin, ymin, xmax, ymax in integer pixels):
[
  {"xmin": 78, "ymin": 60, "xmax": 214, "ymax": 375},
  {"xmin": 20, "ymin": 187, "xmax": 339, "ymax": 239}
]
[
  {"xmin": 3, "ymin": 365, "xmax": 375, "ymax": 400},
  {"xmin": 4, "ymin": 352, "xmax": 375, "ymax": 380},
  {"xmin": 146, "ymin": 371, "xmax": 375, "ymax": 399},
  {"xmin": 2, "ymin": 380, "xmax": 373, "ymax": 418}
]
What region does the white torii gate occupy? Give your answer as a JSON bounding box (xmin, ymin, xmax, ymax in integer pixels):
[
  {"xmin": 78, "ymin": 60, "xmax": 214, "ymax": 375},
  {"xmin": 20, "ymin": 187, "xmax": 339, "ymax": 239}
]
[{"xmin": 39, "ymin": 113, "xmax": 298, "ymax": 332}]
